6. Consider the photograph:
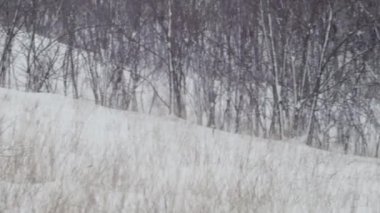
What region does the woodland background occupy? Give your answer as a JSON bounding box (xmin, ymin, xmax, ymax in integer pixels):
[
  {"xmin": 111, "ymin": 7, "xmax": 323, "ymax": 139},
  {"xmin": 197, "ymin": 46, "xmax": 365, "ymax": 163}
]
[{"xmin": 1, "ymin": 0, "xmax": 380, "ymax": 157}]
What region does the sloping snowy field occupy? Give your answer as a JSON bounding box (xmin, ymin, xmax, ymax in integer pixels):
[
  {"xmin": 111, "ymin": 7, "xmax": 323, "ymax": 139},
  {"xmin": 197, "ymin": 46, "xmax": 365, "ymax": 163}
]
[{"xmin": 0, "ymin": 89, "xmax": 379, "ymax": 213}]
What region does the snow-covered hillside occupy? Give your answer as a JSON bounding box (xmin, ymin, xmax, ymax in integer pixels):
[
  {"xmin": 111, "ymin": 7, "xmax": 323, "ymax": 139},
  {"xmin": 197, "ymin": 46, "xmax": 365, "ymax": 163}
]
[
  {"xmin": 0, "ymin": 89, "xmax": 379, "ymax": 212},
  {"xmin": 0, "ymin": 30, "xmax": 212, "ymax": 125}
]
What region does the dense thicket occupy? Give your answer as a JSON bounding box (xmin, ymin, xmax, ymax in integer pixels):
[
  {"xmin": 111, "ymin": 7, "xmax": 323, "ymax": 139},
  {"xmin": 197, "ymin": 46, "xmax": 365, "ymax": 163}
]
[{"xmin": 1, "ymin": 0, "xmax": 380, "ymax": 157}]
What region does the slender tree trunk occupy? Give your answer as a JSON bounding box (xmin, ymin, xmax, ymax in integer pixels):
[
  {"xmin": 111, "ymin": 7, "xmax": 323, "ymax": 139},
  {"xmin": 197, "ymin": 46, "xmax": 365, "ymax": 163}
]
[
  {"xmin": 307, "ymin": 6, "xmax": 333, "ymax": 145},
  {"xmin": 265, "ymin": 0, "xmax": 284, "ymax": 139},
  {"xmin": 167, "ymin": 0, "xmax": 174, "ymax": 115}
]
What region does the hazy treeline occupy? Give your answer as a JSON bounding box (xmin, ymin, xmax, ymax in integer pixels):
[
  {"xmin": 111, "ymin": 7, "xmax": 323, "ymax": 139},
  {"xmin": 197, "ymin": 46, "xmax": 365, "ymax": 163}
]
[{"xmin": 0, "ymin": 0, "xmax": 380, "ymax": 157}]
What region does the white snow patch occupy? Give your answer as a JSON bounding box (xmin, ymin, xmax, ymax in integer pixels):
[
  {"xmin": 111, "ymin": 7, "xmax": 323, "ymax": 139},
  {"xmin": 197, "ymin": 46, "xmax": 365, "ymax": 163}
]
[{"xmin": 0, "ymin": 89, "xmax": 379, "ymax": 212}]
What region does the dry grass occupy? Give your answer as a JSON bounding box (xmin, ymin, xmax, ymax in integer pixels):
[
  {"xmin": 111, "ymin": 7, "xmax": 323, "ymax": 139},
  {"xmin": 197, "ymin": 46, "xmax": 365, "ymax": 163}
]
[{"xmin": 0, "ymin": 90, "xmax": 379, "ymax": 212}]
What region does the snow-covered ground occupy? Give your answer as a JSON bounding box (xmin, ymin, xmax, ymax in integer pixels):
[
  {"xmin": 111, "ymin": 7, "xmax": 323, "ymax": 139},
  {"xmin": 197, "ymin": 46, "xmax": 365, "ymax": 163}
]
[
  {"xmin": 0, "ymin": 29, "xmax": 276, "ymax": 131},
  {"xmin": 0, "ymin": 89, "xmax": 379, "ymax": 212}
]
